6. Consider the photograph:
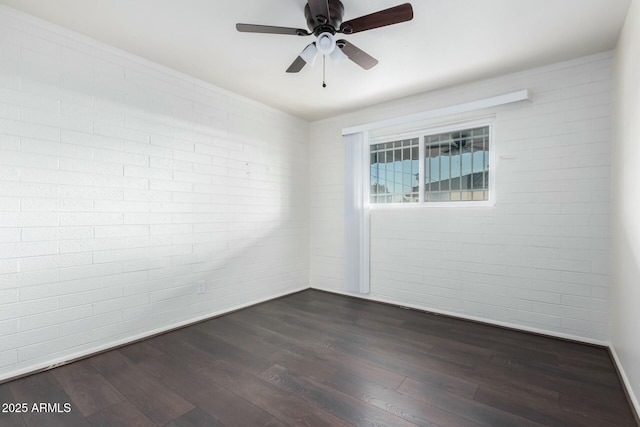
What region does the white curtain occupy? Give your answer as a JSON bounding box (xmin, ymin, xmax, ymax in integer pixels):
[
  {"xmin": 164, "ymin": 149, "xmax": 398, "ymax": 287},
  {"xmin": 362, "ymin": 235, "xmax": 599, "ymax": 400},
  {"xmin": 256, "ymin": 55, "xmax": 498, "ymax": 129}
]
[{"xmin": 344, "ymin": 132, "xmax": 370, "ymax": 294}]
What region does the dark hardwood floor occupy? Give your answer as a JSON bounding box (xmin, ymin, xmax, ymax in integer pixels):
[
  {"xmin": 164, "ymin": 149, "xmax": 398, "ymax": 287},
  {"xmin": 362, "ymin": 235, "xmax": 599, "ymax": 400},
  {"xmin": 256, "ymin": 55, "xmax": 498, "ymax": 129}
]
[{"xmin": 1, "ymin": 289, "xmax": 637, "ymax": 426}]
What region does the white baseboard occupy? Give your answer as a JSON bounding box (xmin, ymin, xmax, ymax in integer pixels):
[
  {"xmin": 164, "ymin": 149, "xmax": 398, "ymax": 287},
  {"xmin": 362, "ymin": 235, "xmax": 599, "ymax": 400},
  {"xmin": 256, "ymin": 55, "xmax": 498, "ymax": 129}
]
[
  {"xmin": 310, "ymin": 286, "xmax": 608, "ymax": 346},
  {"xmin": 0, "ymin": 286, "xmax": 309, "ymax": 383},
  {"xmin": 609, "ymin": 345, "xmax": 640, "ymax": 422}
]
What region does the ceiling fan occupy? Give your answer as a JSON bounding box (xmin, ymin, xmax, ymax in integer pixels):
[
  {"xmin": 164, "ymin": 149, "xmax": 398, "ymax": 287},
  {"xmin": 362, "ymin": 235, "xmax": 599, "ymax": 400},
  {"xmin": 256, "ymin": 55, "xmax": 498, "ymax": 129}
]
[{"xmin": 236, "ymin": 0, "xmax": 414, "ymax": 74}]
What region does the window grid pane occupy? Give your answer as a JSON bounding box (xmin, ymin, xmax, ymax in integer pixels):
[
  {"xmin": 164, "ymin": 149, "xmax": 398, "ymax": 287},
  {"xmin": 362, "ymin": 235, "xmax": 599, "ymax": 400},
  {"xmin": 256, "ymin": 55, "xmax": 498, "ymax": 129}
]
[
  {"xmin": 370, "ymin": 138, "xmax": 420, "ymax": 203},
  {"xmin": 424, "ymin": 126, "xmax": 490, "ymax": 203}
]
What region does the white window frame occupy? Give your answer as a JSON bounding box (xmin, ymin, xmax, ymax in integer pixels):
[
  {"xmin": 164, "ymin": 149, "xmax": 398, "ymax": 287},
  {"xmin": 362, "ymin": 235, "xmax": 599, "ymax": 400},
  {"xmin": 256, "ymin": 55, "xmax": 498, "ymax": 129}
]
[{"xmin": 368, "ymin": 118, "xmax": 496, "ymax": 209}]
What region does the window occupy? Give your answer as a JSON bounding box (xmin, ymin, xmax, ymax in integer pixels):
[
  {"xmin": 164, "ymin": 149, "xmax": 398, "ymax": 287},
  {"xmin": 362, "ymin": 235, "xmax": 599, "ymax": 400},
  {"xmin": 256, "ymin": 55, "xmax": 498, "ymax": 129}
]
[{"xmin": 370, "ymin": 123, "xmax": 492, "ymax": 205}]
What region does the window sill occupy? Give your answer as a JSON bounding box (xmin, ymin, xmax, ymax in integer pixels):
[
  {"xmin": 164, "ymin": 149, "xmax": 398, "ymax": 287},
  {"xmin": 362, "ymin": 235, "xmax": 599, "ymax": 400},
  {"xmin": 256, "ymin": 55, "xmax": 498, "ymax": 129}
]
[{"xmin": 369, "ymin": 200, "xmax": 495, "ymax": 209}]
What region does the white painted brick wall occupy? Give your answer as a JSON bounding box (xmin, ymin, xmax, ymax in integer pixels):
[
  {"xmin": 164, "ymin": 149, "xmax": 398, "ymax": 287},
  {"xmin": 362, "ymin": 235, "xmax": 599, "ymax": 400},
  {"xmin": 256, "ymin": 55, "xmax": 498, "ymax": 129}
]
[
  {"xmin": 310, "ymin": 52, "xmax": 613, "ymax": 344},
  {"xmin": 0, "ymin": 8, "xmax": 309, "ymax": 380}
]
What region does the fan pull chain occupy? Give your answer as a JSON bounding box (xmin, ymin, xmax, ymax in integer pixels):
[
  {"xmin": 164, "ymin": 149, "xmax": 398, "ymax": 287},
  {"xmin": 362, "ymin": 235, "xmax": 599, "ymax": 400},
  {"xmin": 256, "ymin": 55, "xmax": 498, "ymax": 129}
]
[{"xmin": 322, "ymin": 55, "xmax": 327, "ymax": 88}]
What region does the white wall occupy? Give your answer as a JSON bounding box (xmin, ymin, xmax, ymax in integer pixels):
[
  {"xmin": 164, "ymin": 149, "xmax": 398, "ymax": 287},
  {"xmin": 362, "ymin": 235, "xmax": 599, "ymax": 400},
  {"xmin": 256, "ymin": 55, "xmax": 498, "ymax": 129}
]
[
  {"xmin": 310, "ymin": 52, "xmax": 613, "ymax": 344},
  {"xmin": 0, "ymin": 8, "xmax": 309, "ymax": 381},
  {"xmin": 612, "ymin": 0, "xmax": 640, "ymax": 413}
]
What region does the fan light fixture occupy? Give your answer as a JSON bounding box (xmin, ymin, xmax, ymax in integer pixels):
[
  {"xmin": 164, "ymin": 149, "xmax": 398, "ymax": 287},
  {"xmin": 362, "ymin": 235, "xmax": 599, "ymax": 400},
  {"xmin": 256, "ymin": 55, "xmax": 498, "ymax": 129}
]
[
  {"xmin": 300, "ymin": 43, "xmax": 319, "ymax": 65},
  {"xmin": 316, "ymin": 32, "xmax": 336, "ymax": 55},
  {"xmin": 297, "ymin": 32, "xmax": 348, "ymax": 87},
  {"xmin": 330, "ymin": 44, "xmax": 348, "ymax": 63},
  {"xmin": 236, "ymin": 0, "xmax": 414, "ymax": 84},
  {"xmin": 300, "ymin": 32, "xmax": 344, "ymax": 67}
]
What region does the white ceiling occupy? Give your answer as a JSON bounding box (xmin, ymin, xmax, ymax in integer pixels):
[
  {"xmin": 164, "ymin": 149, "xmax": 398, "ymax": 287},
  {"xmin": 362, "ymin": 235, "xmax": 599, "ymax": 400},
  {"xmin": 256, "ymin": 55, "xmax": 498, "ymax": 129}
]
[{"xmin": 0, "ymin": 0, "xmax": 632, "ymax": 121}]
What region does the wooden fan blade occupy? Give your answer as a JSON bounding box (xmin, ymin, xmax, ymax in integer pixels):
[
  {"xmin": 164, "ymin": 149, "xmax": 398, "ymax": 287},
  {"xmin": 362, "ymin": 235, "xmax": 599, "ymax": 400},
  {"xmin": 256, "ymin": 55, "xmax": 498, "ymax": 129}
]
[
  {"xmin": 307, "ymin": 0, "xmax": 330, "ymax": 21},
  {"xmin": 236, "ymin": 23, "xmax": 310, "ymax": 36},
  {"xmin": 339, "ymin": 3, "xmax": 413, "ymax": 34},
  {"xmin": 286, "ymin": 56, "xmax": 307, "ymax": 73},
  {"xmin": 337, "ymin": 40, "xmax": 378, "ymax": 70}
]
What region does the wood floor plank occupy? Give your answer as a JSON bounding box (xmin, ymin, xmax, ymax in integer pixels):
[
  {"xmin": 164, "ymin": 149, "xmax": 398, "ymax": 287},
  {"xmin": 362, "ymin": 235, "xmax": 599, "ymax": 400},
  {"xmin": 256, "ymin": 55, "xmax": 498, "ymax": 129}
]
[
  {"xmin": 89, "ymin": 350, "xmax": 194, "ymax": 426},
  {"xmin": 176, "ymin": 327, "xmax": 273, "ymax": 376},
  {"xmin": 7, "ymin": 372, "xmax": 89, "ymax": 427},
  {"xmin": 229, "ymin": 303, "xmax": 481, "ymax": 398},
  {"xmin": 560, "ymin": 393, "xmax": 638, "ymax": 426},
  {"xmin": 397, "ymin": 377, "xmax": 546, "ymax": 427},
  {"xmin": 216, "ymin": 314, "xmax": 408, "ymax": 390},
  {"xmin": 235, "ymin": 303, "xmax": 380, "ymax": 348},
  {"xmin": 306, "ymin": 297, "xmax": 408, "ymax": 327},
  {"xmin": 198, "ymin": 359, "xmax": 353, "ymax": 427},
  {"xmin": 367, "ymin": 337, "xmax": 482, "ymax": 377},
  {"xmin": 261, "ymin": 363, "xmax": 419, "ymax": 427},
  {"xmin": 294, "ymin": 303, "xmax": 442, "ymax": 355},
  {"xmin": 427, "ymin": 339, "xmax": 494, "ymax": 369},
  {"xmin": 193, "ymin": 316, "xmax": 291, "ymax": 363},
  {"xmin": 265, "ymin": 363, "xmax": 483, "ymax": 427},
  {"xmin": 260, "ymin": 418, "xmax": 291, "ymax": 427},
  {"xmin": 85, "ymin": 400, "xmax": 155, "ymax": 427},
  {"xmin": 121, "ymin": 340, "xmax": 274, "ymax": 427},
  {"xmin": 477, "ymin": 351, "xmax": 623, "ymax": 399},
  {"xmin": 0, "ymin": 383, "xmax": 27, "ymax": 427},
  {"xmin": 339, "ymin": 340, "xmax": 480, "ymax": 399},
  {"xmin": 557, "ymin": 348, "xmax": 618, "ymax": 371},
  {"xmin": 163, "ymin": 408, "xmax": 225, "ymax": 427},
  {"xmin": 51, "ymin": 359, "xmax": 125, "ymax": 417},
  {"xmin": 474, "ymin": 384, "xmax": 621, "ymax": 427},
  {"xmin": 146, "ymin": 333, "xmax": 217, "ymax": 371},
  {"xmin": 228, "ymin": 307, "xmax": 363, "ymax": 351}
]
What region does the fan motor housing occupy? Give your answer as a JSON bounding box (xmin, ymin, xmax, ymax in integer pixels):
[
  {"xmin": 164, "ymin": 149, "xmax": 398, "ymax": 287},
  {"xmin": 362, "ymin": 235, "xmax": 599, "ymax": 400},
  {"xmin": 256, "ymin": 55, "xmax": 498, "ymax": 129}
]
[{"xmin": 305, "ymin": 0, "xmax": 344, "ymax": 35}]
